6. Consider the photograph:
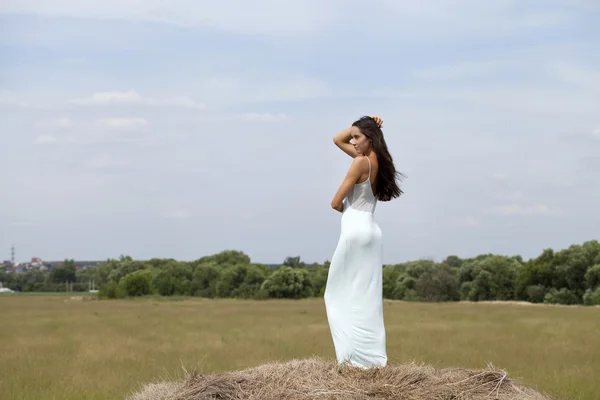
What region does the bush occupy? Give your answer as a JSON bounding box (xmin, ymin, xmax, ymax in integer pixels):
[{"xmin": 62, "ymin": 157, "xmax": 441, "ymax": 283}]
[
  {"xmin": 151, "ymin": 270, "xmax": 176, "ymax": 296},
  {"xmin": 190, "ymin": 264, "xmax": 221, "ymax": 298},
  {"xmin": 459, "ymin": 281, "xmax": 472, "ymax": 300},
  {"xmin": 122, "ymin": 269, "xmax": 154, "ymax": 297},
  {"xmin": 98, "ymin": 281, "xmax": 127, "ymax": 299},
  {"xmin": 584, "ymin": 265, "xmax": 600, "ymax": 289},
  {"xmin": 543, "ymin": 288, "xmax": 580, "ymax": 305},
  {"xmin": 12, "ymin": 240, "xmax": 600, "ymax": 306},
  {"xmin": 260, "ymin": 266, "xmax": 313, "ymax": 299},
  {"xmin": 468, "ymin": 270, "xmax": 496, "ymax": 301},
  {"xmin": 525, "ymin": 285, "xmax": 546, "ymax": 303},
  {"xmin": 414, "ymin": 265, "xmax": 460, "ymax": 302},
  {"xmin": 583, "ymin": 287, "xmax": 600, "ymax": 305}
]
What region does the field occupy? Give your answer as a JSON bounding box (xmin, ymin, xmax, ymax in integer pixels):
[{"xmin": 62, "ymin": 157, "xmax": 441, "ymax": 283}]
[{"xmin": 0, "ymin": 295, "xmax": 598, "ymax": 400}]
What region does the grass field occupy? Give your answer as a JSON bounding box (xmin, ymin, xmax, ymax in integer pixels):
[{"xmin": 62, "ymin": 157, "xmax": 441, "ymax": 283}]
[{"xmin": 0, "ymin": 295, "xmax": 598, "ymax": 400}]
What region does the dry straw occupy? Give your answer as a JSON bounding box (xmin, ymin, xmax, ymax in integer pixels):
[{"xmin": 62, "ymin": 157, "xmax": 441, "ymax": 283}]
[{"xmin": 127, "ymin": 357, "xmax": 554, "ymax": 400}]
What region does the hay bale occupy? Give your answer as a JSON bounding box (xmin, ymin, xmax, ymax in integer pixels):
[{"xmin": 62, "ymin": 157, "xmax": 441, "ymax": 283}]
[{"xmin": 127, "ymin": 357, "xmax": 553, "ymax": 400}]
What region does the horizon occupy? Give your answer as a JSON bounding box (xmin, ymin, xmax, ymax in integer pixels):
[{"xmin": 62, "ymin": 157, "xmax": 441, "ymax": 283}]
[
  {"xmin": 1, "ymin": 2, "xmax": 599, "ymax": 265},
  {"xmin": 5, "ymin": 238, "xmax": 597, "ymax": 267}
]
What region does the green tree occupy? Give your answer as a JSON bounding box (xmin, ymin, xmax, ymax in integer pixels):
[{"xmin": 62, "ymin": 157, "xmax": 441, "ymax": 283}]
[
  {"xmin": 544, "ymin": 288, "xmax": 579, "ymax": 305},
  {"xmin": 151, "ymin": 269, "xmax": 176, "ymax": 296},
  {"xmin": 414, "ymin": 264, "xmax": 460, "ymax": 302},
  {"xmin": 307, "ymin": 264, "xmax": 329, "ymax": 296},
  {"xmin": 16, "ymin": 270, "xmax": 47, "ymax": 292},
  {"xmin": 217, "ymin": 264, "xmax": 266, "ymax": 298},
  {"xmin": 583, "ymin": 287, "xmax": 600, "ymax": 305},
  {"xmin": 283, "ymin": 256, "xmax": 305, "ymax": 268},
  {"xmin": 49, "ymin": 259, "xmax": 76, "ymax": 283},
  {"xmin": 382, "ymin": 266, "xmax": 401, "ymax": 299},
  {"xmin": 392, "ymin": 274, "xmax": 416, "ymax": 300},
  {"xmin": 190, "ymin": 263, "xmax": 221, "ymax": 297},
  {"xmin": 459, "ymin": 256, "xmax": 519, "ymax": 301},
  {"xmin": 442, "ymin": 255, "xmax": 464, "ymax": 268},
  {"xmin": 525, "ymin": 285, "xmax": 546, "ymax": 303},
  {"xmin": 260, "ymin": 266, "xmax": 313, "ymax": 299},
  {"xmin": 554, "ymin": 245, "xmax": 589, "ymax": 299},
  {"xmin": 468, "ymin": 270, "xmax": 496, "ymax": 301},
  {"xmin": 121, "ymin": 269, "xmax": 154, "ymax": 297},
  {"xmin": 584, "ymin": 265, "xmax": 600, "ymax": 289},
  {"xmin": 194, "ymin": 250, "xmax": 251, "ymax": 268},
  {"xmin": 94, "ymin": 258, "xmax": 122, "ymax": 286}
]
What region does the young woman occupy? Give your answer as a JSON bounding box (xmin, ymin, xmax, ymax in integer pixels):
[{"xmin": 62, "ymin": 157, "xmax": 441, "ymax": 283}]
[{"xmin": 324, "ymin": 115, "xmax": 404, "ymax": 369}]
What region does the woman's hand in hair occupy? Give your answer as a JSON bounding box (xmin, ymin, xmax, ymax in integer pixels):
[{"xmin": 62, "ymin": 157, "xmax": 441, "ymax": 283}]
[{"xmin": 369, "ymin": 115, "xmax": 383, "ymax": 128}]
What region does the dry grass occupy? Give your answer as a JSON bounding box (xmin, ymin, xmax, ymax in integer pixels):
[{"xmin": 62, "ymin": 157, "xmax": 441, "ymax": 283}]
[
  {"xmin": 0, "ymin": 295, "xmax": 598, "ymax": 400},
  {"xmin": 128, "ymin": 357, "xmax": 552, "ymax": 400}
]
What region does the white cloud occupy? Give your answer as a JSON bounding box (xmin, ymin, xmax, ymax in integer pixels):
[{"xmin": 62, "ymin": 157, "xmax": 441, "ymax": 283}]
[
  {"xmin": 0, "ymin": 0, "xmax": 342, "ymax": 36},
  {"xmin": 492, "ymin": 204, "xmax": 555, "ymax": 216},
  {"xmin": 166, "ymin": 210, "xmax": 192, "ymax": 219},
  {"xmin": 35, "ymin": 135, "xmax": 58, "ymax": 144},
  {"xmin": 84, "ymin": 154, "xmax": 137, "ymax": 172},
  {"xmin": 97, "ymin": 117, "xmax": 148, "ymax": 131},
  {"xmin": 0, "ymin": 91, "xmax": 32, "ymax": 108},
  {"xmin": 0, "ymin": 90, "xmax": 63, "ymax": 110},
  {"xmin": 51, "ymin": 117, "xmax": 74, "ymax": 129},
  {"xmin": 375, "ymin": 0, "xmax": 578, "ymax": 39},
  {"xmin": 235, "ymin": 113, "xmax": 288, "ymax": 122},
  {"xmin": 402, "ymin": 51, "xmax": 600, "ymax": 115},
  {"xmin": 445, "ymin": 84, "xmax": 599, "ymax": 114},
  {"xmin": 491, "ymin": 173, "xmax": 509, "ymax": 182},
  {"xmin": 458, "ymin": 216, "xmax": 479, "ymax": 228},
  {"xmin": 1, "ymin": 0, "xmax": 598, "ymax": 264},
  {"xmin": 36, "ymin": 131, "xmax": 152, "ymax": 146},
  {"xmin": 1, "ymin": 90, "xmax": 205, "ymax": 111},
  {"xmin": 71, "ymin": 91, "xmax": 205, "ymax": 109},
  {"xmin": 81, "ymin": 91, "xmax": 142, "ymax": 104},
  {"xmin": 62, "ymin": 57, "xmax": 86, "ymax": 65},
  {"xmin": 32, "ymin": 117, "xmax": 152, "ymax": 146},
  {"xmin": 35, "ymin": 117, "xmax": 75, "ymax": 129},
  {"xmin": 414, "ymin": 61, "xmax": 507, "ymax": 80},
  {"xmin": 503, "ymin": 191, "xmax": 523, "ymax": 201},
  {"xmin": 551, "ymin": 62, "xmax": 600, "ymax": 93},
  {"xmin": 7, "ymin": 220, "xmax": 37, "ymax": 227},
  {"xmin": 199, "ymin": 76, "xmax": 331, "ymax": 105},
  {"xmin": 560, "ymin": 126, "xmax": 600, "ymax": 144}
]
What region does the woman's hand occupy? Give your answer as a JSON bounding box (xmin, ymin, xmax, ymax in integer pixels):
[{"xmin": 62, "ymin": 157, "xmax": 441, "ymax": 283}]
[{"xmin": 369, "ymin": 115, "xmax": 383, "ymax": 128}]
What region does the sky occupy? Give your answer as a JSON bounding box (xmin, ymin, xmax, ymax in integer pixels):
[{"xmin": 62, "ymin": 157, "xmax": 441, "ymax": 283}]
[{"xmin": 1, "ymin": 1, "xmax": 599, "ymax": 265}]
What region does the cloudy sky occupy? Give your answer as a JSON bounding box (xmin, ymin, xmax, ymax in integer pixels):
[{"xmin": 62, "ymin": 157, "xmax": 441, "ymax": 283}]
[{"xmin": 1, "ymin": 1, "xmax": 599, "ymax": 265}]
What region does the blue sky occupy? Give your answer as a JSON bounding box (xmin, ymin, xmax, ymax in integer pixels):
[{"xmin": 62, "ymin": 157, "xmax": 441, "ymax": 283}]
[{"xmin": 1, "ymin": 1, "xmax": 599, "ymax": 265}]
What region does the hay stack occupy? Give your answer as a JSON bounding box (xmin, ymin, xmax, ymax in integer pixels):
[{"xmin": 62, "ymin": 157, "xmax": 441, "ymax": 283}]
[{"xmin": 128, "ymin": 357, "xmax": 553, "ymax": 400}]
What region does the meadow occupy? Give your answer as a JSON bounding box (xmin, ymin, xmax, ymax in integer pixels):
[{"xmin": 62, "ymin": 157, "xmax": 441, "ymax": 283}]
[{"xmin": 0, "ymin": 294, "xmax": 598, "ymax": 400}]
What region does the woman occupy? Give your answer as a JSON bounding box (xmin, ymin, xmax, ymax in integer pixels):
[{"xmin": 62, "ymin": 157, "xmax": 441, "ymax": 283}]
[{"xmin": 324, "ymin": 115, "xmax": 404, "ymax": 369}]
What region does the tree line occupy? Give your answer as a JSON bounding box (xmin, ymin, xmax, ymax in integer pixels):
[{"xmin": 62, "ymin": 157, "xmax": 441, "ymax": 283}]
[{"xmin": 1, "ymin": 240, "xmax": 599, "ymax": 306}]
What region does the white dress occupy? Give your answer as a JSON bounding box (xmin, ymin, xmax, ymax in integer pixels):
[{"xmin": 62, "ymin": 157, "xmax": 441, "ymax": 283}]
[{"xmin": 324, "ymin": 156, "xmax": 387, "ymax": 369}]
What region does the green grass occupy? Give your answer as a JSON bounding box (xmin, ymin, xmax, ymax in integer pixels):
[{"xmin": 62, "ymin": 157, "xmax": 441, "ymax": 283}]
[{"xmin": 0, "ymin": 296, "xmax": 598, "ymax": 400}]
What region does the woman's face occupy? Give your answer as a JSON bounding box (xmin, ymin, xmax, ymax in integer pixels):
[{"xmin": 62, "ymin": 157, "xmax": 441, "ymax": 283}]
[{"xmin": 350, "ymin": 126, "xmax": 371, "ymax": 155}]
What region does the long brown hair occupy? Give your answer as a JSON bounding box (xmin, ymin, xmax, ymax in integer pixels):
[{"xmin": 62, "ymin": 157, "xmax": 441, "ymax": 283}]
[{"xmin": 352, "ymin": 116, "xmax": 405, "ymax": 201}]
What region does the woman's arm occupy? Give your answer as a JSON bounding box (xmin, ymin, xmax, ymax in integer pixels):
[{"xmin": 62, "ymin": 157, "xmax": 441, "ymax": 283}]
[
  {"xmin": 333, "ymin": 127, "xmax": 359, "ymax": 158},
  {"xmin": 330, "ymin": 156, "xmax": 368, "ymax": 212},
  {"xmin": 332, "ymin": 116, "xmax": 383, "ymax": 158}
]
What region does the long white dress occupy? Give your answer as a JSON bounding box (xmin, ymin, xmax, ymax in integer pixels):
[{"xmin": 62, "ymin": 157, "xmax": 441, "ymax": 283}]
[{"xmin": 324, "ymin": 157, "xmax": 387, "ymax": 369}]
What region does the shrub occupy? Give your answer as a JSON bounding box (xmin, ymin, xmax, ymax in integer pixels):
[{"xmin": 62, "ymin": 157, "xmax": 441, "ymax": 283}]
[
  {"xmin": 543, "ymin": 288, "xmax": 580, "ymax": 305},
  {"xmin": 583, "ymin": 287, "xmax": 600, "ymax": 306}
]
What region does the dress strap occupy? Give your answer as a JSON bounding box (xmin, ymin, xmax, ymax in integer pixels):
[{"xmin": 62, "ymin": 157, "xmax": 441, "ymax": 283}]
[{"xmin": 366, "ymin": 156, "xmax": 371, "ymax": 178}]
